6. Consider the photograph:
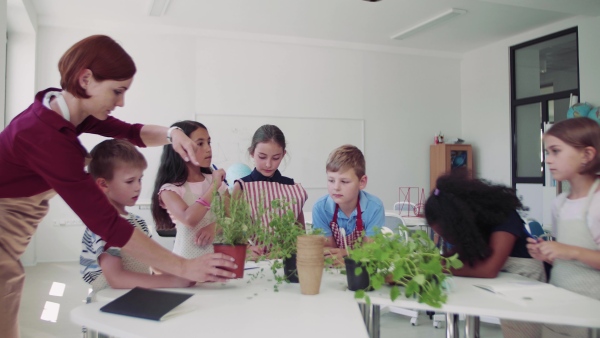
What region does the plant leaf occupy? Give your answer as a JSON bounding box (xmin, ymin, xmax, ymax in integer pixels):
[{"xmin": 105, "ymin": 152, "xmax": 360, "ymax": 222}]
[
  {"xmin": 405, "ymin": 280, "xmax": 419, "ymax": 297},
  {"xmin": 390, "ymin": 286, "xmax": 400, "ymax": 301},
  {"xmin": 413, "ymin": 274, "xmax": 426, "ymax": 285}
]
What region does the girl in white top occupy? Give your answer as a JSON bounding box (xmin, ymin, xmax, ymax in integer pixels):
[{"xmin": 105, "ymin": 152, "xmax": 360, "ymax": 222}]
[
  {"xmin": 151, "ymin": 121, "xmax": 228, "ymax": 259},
  {"xmin": 527, "ymin": 117, "xmax": 600, "ymax": 337}
]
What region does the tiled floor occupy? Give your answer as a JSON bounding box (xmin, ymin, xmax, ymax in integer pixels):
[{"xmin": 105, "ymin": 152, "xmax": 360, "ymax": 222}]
[{"xmin": 19, "ymin": 262, "xmax": 503, "ymax": 338}]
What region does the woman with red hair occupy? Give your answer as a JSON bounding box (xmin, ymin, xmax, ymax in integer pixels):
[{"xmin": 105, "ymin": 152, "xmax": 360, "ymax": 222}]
[{"xmin": 0, "ymin": 35, "xmax": 235, "ymax": 338}]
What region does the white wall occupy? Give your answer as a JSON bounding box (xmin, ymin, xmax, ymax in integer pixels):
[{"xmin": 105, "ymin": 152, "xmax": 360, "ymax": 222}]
[
  {"xmin": 6, "ymin": 32, "xmax": 36, "ymax": 121},
  {"xmin": 15, "ymin": 26, "xmax": 460, "ymax": 262},
  {"xmin": 0, "ymin": 0, "xmax": 7, "ymax": 128},
  {"xmin": 195, "ymin": 37, "xmax": 462, "ymax": 209},
  {"xmin": 461, "ymin": 15, "xmax": 600, "ymax": 224},
  {"xmin": 6, "ymin": 32, "xmax": 38, "ymax": 265}
]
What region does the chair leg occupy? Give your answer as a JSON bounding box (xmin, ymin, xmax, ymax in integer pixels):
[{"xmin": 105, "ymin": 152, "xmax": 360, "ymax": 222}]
[
  {"xmin": 82, "ymin": 326, "xmax": 98, "ymax": 338},
  {"xmin": 432, "ymin": 313, "xmax": 446, "ymax": 329},
  {"xmin": 82, "ymin": 292, "xmax": 100, "ymax": 338}
]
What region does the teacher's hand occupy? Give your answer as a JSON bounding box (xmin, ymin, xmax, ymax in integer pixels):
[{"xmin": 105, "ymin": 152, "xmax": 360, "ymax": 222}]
[
  {"xmin": 170, "ymin": 128, "xmax": 200, "ymax": 166},
  {"xmin": 184, "ymin": 253, "xmax": 238, "ymax": 282}
]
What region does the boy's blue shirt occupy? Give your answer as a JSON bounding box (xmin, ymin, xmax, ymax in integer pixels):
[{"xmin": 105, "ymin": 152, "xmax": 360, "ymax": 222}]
[{"xmin": 311, "ymin": 190, "xmax": 385, "ymax": 237}]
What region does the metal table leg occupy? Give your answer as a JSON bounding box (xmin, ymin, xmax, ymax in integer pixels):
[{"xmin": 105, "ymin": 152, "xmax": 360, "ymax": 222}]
[
  {"xmin": 446, "ymin": 313, "xmax": 459, "ymax": 338},
  {"xmin": 357, "ymin": 303, "xmax": 381, "ymax": 338},
  {"xmin": 369, "ymin": 304, "xmax": 380, "ymax": 338},
  {"xmin": 464, "ymin": 315, "xmax": 480, "ymax": 338},
  {"xmin": 358, "ymin": 303, "xmax": 371, "ymax": 335}
]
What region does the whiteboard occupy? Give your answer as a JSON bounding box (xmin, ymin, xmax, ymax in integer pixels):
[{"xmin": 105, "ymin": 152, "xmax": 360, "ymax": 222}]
[{"xmin": 195, "ymin": 114, "xmax": 364, "ymax": 189}]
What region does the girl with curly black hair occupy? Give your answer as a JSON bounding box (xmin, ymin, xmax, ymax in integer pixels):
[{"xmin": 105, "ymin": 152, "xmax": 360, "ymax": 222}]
[
  {"xmin": 425, "ymin": 169, "xmax": 546, "ymax": 338},
  {"xmin": 425, "ymin": 169, "xmax": 544, "ymax": 280}
]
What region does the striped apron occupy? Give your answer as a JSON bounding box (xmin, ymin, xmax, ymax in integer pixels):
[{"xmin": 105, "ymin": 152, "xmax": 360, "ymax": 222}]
[{"xmin": 330, "ymin": 200, "xmax": 364, "ymax": 250}]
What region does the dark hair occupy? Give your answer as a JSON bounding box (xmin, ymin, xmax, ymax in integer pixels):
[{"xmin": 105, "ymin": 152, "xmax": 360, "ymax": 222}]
[
  {"xmin": 424, "ymin": 169, "xmax": 526, "ymax": 266},
  {"xmin": 326, "ymin": 144, "xmax": 366, "ymax": 178},
  {"xmin": 545, "ymin": 117, "xmax": 600, "ymax": 176},
  {"xmin": 59, "ymin": 35, "xmax": 136, "ymax": 99},
  {"xmin": 248, "ymin": 125, "xmax": 286, "ymax": 155},
  {"xmin": 88, "ymin": 139, "xmax": 147, "ymax": 180},
  {"xmin": 151, "ymin": 120, "xmax": 212, "ymax": 230}
]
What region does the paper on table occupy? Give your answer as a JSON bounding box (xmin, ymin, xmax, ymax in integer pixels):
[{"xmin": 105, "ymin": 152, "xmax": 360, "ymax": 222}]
[
  {"xmin": 244, "ymin": 261, "xmax": 259, "ymax": 270},
  {"xmin": 474, "ymin": 281, "xmax": 554, "ymax": 306},
  {"xmin": 474, "ymin": 281, "xmax": 551, "ymax": 294},
  {"xmin": 160, "ymin": 302, "xmax": 197, "ymax": 321}
]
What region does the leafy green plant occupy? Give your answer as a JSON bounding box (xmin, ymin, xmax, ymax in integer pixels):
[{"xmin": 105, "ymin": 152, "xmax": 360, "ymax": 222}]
[
  {"xmin": 254, "ymin": 198, "xmax": 308, "ymax": 290},
  {"xmin": 347, "ymin": 227, "xmax": 463, "ymax": 308},
  {"xmin": 211, "ymin": 190, "xmax": 258, "ymax": 245}
]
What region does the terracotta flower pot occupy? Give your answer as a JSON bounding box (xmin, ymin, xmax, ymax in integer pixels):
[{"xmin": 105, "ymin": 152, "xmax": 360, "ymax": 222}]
[{"xmin": 213, "ymin": 244, "xmax": 247, "ymax": 279}]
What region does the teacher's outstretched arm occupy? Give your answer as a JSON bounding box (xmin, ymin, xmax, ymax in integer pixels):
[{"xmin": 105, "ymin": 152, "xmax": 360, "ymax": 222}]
[
  {"xmin": 140, "ymin": 125, "xmax": 200, "ymax": 166},
  {"xmin": 122, "ymin": 228, "xmax": 238, "ymax": 282}
]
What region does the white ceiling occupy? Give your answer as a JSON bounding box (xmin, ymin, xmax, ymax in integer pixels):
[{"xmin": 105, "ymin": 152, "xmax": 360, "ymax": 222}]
[{"xmin": 7, "ymin": 0, "xmax": 600, "ymax": 54}]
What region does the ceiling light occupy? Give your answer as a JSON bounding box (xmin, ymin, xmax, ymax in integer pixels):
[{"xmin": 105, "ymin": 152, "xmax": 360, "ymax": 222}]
[
  {"xmin": 148, "ymin": 0, "xmax": 171, "ymax": 17},
  {"xmin": 391, "ymin": 8, "xmax": 467, "ymax": 40}
]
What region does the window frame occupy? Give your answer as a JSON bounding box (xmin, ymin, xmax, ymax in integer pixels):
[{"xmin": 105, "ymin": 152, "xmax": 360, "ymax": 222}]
[{"xmin": 510, "ymin": 27, "xmax": 579, "ymax": 187}]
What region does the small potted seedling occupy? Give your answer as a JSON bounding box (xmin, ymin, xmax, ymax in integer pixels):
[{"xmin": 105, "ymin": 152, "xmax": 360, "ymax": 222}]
[
  {"xmin": 211, "ymin": 190, "xmax": 260, "ymax": 279},
  {"xmin": 255, "ymin": 199, "xmax": 311, "ymax": 290}
]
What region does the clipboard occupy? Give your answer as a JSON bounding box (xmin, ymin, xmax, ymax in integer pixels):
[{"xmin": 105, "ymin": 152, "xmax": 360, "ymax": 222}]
[{"xmin": 99, "ymin": 287, "xmax": 194, "ymax": 321}]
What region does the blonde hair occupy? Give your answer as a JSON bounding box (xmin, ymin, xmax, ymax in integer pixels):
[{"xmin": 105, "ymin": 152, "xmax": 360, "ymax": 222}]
[{"xmin": 326, "ymin": 145, "xmax": 365, "ymax": 178}]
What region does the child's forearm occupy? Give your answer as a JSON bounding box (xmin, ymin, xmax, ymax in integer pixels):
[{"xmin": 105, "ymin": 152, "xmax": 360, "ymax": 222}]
[
  {"xmin": 180, "ymin": 188, "xmax": 220, "ymax": 227},
  {"xmin": 100, "ymin": 245, "xmax": 191, "ymax": 288},
  {"xmin": 448, "ymin": 264, "xmax": 500, "ymax": 278},
  {"xmin": 568, "ymin": 246, "xmax": 600, "ymax": 270},
  {"xmin": 105, "ymin": 270, "xmax": 192, "ymax": 289}
]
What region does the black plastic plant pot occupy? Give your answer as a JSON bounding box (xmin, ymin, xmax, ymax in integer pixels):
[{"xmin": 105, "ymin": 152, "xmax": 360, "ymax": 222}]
[
  {"xmin": 344, "ymin": 257, "xmax": 371, "ymax": 291},
  {"xmin": 283, "ymin": 253, "xmax": 299, "ymax": 283}
]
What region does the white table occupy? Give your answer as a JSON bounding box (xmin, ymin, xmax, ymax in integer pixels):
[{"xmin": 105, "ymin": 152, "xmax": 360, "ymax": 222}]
[
  {"xmin": 365, "ymin": 272, "xmax": 600, "ymax": 338},
  {"xmin": 71, "ymin": 263, "xmax": 368, "ymax": 338},
  {"xmin": 72, "ymin": 264, "xmax": 600, "ymax": 338}
]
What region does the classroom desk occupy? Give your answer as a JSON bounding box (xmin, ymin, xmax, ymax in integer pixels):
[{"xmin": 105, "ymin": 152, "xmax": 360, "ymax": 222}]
[
  {"xmin": 365, "ymin": 272, "xmax": 600, "ymax": 338},
  {"xmin": 72, "ymin": 262, "xmax": 600, "ymax": 338},
  {"xmin": 71, "ymin": 263, "xmax": 368, "ymax": 338}
]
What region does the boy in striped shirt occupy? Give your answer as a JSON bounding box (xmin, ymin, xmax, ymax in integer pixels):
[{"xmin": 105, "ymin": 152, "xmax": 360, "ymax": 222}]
[{"xmin": 80, "ymin": 139, "xmax": 194, "ymax": 292}]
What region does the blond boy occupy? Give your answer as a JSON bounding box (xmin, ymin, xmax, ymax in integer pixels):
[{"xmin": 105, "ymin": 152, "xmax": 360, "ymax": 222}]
[
  {"xmin": 311, "ymin": 145, "xmax": 385, "ymax": 264},
  {"xmin": 80, "ymin": 139, "xmax": 193, "ymax": 291}
]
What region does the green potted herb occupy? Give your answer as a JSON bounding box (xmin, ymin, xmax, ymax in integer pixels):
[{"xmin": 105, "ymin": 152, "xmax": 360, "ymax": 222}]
[
  {"xmin": 255, "ymin": 199, "xmax": 308, "ymax": 289},
  {"xmin": 347, "ymin": 227, "xmax": 463, "ymax": 308},
  {"xmin": 211, "ymin": 190, "xmax": 259, "ymax": 279}
]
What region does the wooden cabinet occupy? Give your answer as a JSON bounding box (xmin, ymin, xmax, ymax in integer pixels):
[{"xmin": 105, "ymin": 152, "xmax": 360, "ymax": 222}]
[{"xmin": 430, "ymin": 144, "xmax": 473, "ymax": 189}]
